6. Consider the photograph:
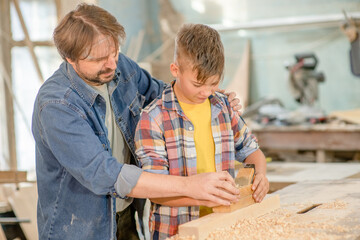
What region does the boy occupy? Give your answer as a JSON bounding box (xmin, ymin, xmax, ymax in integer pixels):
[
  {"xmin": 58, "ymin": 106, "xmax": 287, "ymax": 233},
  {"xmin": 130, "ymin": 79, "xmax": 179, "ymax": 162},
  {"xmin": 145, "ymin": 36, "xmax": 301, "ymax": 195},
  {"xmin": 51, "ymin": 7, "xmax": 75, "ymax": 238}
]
[{"xmin": 135, "ymin": 23, "xmax": 269, "ymax": 239}]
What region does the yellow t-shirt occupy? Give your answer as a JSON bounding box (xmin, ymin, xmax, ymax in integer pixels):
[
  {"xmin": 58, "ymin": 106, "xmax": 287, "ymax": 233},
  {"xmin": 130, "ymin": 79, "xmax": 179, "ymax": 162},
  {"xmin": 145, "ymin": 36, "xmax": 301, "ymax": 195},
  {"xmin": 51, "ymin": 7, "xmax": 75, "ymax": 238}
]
[{"xmin": 178, "ymin": 99, "xmax": 215, "ymax": 216}]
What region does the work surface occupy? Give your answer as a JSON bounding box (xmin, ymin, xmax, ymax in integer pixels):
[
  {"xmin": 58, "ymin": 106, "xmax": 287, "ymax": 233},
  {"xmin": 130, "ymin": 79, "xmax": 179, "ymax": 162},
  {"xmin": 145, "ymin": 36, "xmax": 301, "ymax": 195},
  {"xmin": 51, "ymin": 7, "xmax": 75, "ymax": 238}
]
[
  {"xmin": 267, "ymin": 179, "xmax": 360, "ymax": 239},
  {"xmin": 251, "ymin": 124, "xmax": 360, "ymax": 162},
  {"xmin": 267, "ymin": 162, "xmax": 360, "ymax": 182},
  {"xmin": 177, "ymin": 179, "xmax": 360, "ymax": 240}
]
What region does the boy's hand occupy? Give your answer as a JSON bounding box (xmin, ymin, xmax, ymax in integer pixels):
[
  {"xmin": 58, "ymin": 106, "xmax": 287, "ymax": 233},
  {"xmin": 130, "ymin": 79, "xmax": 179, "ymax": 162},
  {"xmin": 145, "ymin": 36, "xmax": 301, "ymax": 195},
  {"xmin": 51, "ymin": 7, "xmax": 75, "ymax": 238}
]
[
  {"xmin": 217, "ymin": 89, "xmax": 242, "ymax": 115},
  {"xmin": 186, "ymin": 171, "xmax": 240, "ymax": 206},
  {"xmin": 251, "ymin": 173, "xmax": 269, "ymax": 202}
]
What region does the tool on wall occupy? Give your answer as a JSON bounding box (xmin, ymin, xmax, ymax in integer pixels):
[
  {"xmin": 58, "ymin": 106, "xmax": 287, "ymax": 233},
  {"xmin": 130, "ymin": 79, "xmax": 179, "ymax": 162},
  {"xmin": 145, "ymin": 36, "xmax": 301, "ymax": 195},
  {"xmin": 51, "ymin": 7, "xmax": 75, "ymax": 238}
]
[{"xmin": 286, "ymin": 53, "xmax": 325, "ymax": 106}]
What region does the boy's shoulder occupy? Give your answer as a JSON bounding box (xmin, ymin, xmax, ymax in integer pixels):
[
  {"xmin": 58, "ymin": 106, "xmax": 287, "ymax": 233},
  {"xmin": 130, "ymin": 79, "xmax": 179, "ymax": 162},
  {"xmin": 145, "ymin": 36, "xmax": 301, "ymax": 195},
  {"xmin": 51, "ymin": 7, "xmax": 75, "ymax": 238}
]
[{"xmin": 142, "ymin": 97, "xmax": 163, "ymax": 115}]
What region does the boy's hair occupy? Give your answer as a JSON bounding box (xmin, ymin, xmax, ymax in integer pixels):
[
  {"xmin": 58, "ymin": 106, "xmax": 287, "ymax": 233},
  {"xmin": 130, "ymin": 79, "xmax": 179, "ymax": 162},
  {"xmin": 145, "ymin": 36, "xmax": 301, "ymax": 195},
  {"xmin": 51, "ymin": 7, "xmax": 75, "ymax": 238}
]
[
  {"xmin": 53, "ymin": 3, "xmax": 125, "ymax": 61},
  {"xmin": 174, "ymin": 23, "xmax": 224, "ymax": 84}
]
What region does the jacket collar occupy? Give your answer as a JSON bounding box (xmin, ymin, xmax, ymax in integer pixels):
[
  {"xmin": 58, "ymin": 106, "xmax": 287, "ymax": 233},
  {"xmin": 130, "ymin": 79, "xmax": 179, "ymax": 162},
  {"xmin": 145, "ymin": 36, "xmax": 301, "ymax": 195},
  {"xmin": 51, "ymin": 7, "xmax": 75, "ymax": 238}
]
[{"xmin": 62, "ymin": 61, "xmax": 121, "ymax": 107}]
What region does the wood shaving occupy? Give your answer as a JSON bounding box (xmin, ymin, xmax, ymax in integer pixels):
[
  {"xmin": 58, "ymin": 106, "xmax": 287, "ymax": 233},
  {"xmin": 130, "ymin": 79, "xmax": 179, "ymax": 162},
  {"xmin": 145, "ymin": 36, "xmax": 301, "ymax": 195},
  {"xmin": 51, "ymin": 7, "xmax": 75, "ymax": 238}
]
[
  {"xmin": 169, "ymin": 200, "xmax": 360, "ymax": 240},
  {"xmin": 318, "ymin": 200, "xmax": 347, "ymax": 209}
]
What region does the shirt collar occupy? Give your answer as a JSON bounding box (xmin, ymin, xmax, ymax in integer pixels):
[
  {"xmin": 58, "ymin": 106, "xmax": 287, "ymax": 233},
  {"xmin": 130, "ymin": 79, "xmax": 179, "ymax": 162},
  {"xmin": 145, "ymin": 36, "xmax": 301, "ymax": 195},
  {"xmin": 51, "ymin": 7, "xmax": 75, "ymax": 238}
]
[{"xmin": 63, "ymin": 61, "xmax": 121, "ymax": 107}]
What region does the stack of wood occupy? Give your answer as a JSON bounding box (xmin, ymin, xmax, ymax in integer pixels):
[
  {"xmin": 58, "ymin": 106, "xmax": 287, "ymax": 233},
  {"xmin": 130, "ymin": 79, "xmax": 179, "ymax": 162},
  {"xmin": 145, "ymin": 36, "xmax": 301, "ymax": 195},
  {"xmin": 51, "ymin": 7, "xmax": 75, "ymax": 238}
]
[{"xmin": 0, "ymin": 171, "xmax": 37, "ymax": 240}]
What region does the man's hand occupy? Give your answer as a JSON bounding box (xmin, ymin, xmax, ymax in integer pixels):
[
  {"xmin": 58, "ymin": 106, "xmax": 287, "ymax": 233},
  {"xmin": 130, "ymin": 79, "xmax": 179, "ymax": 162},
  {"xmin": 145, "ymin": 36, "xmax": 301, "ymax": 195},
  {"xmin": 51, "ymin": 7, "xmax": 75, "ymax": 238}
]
[
  {"xmin": 251, "ymin": 172, "xmax": 269, "ymax": 203},
  {"xmin": 184, "ymin": 171, "xmax": 240, "ymax": 206},
  {"xmin": 217, "ymin": 89, "xmax": 242, "ymax": 115}
]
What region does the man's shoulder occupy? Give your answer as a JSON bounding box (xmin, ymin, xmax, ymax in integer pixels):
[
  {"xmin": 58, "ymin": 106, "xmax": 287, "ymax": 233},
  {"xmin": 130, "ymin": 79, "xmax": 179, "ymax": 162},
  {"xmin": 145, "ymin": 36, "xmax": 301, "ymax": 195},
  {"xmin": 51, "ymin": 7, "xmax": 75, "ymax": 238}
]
[{"xmin": 35, "ymin": 64, "xmax": 84, "ymax": 111}]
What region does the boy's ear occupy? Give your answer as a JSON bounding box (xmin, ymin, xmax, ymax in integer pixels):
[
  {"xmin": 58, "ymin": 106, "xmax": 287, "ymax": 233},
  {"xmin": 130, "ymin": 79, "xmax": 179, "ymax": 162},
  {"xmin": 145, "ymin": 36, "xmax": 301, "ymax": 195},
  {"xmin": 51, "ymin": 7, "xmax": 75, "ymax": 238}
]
[{"xmin": 170, "ymin": 63, "xmax": 179, "ymax": 78}]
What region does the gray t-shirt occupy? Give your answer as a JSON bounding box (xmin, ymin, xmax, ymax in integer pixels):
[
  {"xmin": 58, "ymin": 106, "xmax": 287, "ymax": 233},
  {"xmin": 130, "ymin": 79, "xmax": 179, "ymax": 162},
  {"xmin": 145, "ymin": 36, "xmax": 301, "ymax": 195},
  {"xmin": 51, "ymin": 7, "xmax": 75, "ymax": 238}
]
[{"xmin": 92, "ymin": 84, "xmax": 133, "ymax": 211}]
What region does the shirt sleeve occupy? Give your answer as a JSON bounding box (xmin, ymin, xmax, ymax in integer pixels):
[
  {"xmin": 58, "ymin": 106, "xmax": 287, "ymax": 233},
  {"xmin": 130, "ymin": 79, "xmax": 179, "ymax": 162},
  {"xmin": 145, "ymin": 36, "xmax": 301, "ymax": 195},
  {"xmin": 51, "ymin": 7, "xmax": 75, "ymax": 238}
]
[
  {"xmin": 134, "ymin": 108, "xmax": 170, "ymax": 175},
  {"xmin": 226, "ymin": 99, "xmax": 259, "ymax": 162},
  {"xmin": 38, "ymin": 101, "xmax": 140, "ymax": 196}
]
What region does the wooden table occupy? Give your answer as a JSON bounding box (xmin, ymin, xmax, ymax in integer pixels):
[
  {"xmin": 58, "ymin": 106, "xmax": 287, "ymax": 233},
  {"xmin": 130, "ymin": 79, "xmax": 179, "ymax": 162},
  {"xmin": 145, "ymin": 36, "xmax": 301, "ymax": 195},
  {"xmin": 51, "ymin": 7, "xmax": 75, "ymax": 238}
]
[
  {"xmin": 252, "ymin": 124, "xmax": 360, "ymax": 162},
  {"xmin": 184, "ymin": 179, "xmax": 360, "ymax": 240}
]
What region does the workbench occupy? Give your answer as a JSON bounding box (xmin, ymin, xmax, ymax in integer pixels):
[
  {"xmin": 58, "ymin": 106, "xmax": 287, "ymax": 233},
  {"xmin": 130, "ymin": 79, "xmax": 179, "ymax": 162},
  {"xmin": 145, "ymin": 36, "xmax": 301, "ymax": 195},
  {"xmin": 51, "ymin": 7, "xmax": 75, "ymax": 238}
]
[
  {"xmin": 204, "ymin": 179, "xmax": 360, "ymax": 240},
  {"xmin": 266, "ymin": 161, "xmax": 360, "ymax": 192},
  {"xmin": 251, "ymin": 124, "xmax": 360, "ymax": 162},
  {"xmin": 178, "ymin": 163, "xmax": 360, "ymax": 239}
]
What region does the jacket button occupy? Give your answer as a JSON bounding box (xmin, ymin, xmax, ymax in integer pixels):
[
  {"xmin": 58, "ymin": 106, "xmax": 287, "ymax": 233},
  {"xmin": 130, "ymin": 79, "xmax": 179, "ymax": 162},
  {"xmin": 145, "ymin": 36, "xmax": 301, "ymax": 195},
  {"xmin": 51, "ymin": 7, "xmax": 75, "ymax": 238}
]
[{"xmin": 189, "ymin": 126, "xmax": 193, "ymax": 131}]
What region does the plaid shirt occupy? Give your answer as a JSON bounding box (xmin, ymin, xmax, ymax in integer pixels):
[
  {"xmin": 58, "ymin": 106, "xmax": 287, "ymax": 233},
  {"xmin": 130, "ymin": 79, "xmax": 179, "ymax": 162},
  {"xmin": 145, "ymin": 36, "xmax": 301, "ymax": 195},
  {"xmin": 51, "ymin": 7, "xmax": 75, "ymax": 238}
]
[{"xmin": 135, "ymin": 83, "xmax": 259, "ymax": 239}]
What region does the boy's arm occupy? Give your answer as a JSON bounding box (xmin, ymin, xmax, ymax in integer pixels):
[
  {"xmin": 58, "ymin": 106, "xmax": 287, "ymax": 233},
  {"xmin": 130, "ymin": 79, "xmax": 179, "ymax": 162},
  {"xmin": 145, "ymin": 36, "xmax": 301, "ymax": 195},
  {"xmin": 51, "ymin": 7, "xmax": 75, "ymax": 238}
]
[
  {"xmin": 226, "ymin": 99, "xmax": 269, "ymax": 203},
  {"xmin": 243, "ymin": 149, "xmax": 269, "ymax": 203}
]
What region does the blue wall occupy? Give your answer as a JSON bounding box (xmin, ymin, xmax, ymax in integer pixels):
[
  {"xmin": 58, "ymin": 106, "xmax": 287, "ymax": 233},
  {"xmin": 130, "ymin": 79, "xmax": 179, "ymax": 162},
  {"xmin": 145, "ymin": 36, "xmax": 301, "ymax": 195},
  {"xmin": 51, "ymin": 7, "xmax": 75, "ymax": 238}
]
[{"xmin": 100, "ymin": 0, "xmax": 360, "ymax": 113}]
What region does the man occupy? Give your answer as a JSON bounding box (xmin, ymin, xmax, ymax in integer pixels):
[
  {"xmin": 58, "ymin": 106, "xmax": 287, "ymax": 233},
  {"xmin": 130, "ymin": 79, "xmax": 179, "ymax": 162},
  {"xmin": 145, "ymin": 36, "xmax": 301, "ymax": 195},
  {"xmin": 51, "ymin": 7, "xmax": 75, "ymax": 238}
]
[{"xmin": 32, "ymin": 3, "xmax": 241, "ymax": 240}]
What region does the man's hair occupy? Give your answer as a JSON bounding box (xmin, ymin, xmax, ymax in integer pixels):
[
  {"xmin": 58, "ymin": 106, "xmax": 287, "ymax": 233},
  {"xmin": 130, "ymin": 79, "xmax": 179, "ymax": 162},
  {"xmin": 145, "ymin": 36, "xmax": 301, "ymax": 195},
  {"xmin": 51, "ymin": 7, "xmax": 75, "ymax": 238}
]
[
  {"xmin": 53, "ymin": 3, "xmax": 125, "ymax": 61},
  {"xmin": 174, "ymin": 23, "xmax": 224, "ymax": 84}
]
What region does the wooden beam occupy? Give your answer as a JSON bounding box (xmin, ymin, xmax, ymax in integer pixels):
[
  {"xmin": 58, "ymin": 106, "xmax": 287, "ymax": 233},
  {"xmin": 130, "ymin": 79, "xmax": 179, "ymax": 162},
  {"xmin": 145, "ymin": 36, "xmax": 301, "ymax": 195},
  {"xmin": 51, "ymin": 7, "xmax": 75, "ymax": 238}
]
[
  {"xmin": 12, "ymin": 0, "xmax": 44, "ymax": 83},
  {"xmin": 213, "ymin": 185, "xmax": 254, "ymax": 213},
  {"xmin": 225, "ymin": 40, "xmax": 251, "ymax": 108},
  {"xmin": 0, "ymin": 0, "xmax": 17, "ymax": 170},
  {"xmin": 0, "ymin": 171, "xmax": 27, "ymax": 183},
  {"xmin": 54, "ymin": 0, "xmax": 62, "ymax": 23},
  {"xmin": 8, "ymin": 183, "xmax": 38, "ymax": 240},
  {"xmin": 12, "ymin": 40, "xmax": 54, "ymax": 47},
  {"xmin": 253, "ymin": 128, "xmax": 360, "ymax": 151},
  {"xmin": 178, "ymin": 195, "xmax": 280, "ymax": 240}
]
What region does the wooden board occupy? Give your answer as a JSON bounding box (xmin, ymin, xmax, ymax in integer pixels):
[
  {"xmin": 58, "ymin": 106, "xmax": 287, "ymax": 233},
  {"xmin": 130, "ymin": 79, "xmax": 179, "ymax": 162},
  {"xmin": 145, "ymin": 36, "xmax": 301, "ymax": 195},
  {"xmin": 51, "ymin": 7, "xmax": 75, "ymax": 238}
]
[
  {"xmin": 267, "ymin": 162, "xmax": 360, "ymax": 183},
  {"xmin": 0, "ymin": 171, "xmax": 27, "ymax": 183},
  {"xmin": 329, "ymin": 109, "xmax": 360, "ymax": 124},
  {"xmin": 205, "ymin": 179, "xmax": 360, "ymax": 239},
  {"xmin": 8, "ymin": 183, "xmax": 38, "ymax": 240},
  {"xmin": 225, "ymin": 40, "xmax": 251, "ymax": 108},
  {"xmin": 213, "ymin": 194, "xmax": 255, "ymax": 213},
  {"xmin": 178, "ymin": 195, "xmax": 280, "ymax": 240},
  {"xmin": 212, "ymin": 185, "xmax": 254, "ymax": 213}
]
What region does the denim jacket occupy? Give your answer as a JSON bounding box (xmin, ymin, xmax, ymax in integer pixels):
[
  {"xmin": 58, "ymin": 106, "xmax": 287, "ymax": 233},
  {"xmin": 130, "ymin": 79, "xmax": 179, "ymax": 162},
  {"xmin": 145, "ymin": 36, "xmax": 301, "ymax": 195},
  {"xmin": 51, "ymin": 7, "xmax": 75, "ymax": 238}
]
[{"xmin": 32, "ymin": 53, "xmax": 165, "ymax": 239}]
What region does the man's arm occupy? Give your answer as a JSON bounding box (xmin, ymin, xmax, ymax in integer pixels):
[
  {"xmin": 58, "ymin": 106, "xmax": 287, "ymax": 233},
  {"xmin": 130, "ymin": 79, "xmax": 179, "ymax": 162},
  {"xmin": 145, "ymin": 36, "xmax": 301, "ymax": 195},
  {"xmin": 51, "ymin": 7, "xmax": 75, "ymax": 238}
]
[{"xmin": 128, "ymin": 171, "xmax": 239, "ymax": 206}]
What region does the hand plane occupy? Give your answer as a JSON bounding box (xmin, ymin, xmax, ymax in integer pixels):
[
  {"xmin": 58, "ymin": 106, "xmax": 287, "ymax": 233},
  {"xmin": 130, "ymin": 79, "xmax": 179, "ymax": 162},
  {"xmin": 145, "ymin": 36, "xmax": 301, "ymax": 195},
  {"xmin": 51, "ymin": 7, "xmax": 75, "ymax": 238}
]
[{"xmin": 212, "ymin": 163, "xmax": 256, "ymax": 213}]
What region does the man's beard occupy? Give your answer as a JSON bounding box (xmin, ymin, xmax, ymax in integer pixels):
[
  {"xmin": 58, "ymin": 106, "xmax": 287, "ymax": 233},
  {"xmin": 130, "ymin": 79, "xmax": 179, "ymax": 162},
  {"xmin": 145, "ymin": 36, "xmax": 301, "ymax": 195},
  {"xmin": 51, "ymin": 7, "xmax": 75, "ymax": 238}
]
[{"xmin": 75, "ymin": 63, "xmax": 117, "ymax": 86}]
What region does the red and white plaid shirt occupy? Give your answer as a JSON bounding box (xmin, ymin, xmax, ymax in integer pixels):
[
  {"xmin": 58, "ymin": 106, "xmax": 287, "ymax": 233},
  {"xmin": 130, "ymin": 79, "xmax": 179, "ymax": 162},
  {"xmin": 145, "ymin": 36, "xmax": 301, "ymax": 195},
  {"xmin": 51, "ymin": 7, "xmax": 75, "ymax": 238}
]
[{"xmin": 135, "ymin": 82, "xmax": 259, "ymax": 239}]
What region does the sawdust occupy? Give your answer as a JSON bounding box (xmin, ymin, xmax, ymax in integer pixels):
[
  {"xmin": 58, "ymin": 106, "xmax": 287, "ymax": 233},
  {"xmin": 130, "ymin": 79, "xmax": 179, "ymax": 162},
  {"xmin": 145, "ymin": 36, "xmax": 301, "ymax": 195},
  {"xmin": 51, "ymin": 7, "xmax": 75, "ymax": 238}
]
[
  {"xmin": 318, "ymin": 200, "xmax": 347, "ymax": 209},
  {"xmin": 169, "ymin": 200, "xmax": 360, "ymax": 240}
]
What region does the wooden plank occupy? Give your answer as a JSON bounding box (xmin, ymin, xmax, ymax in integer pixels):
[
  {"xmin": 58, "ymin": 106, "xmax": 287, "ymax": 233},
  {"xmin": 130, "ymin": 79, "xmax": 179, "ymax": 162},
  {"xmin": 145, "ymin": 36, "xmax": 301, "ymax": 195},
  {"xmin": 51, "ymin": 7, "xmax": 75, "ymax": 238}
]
[
  {"xmin": 329, "ymin": 109, "xmax": 360, "ymax": 125},
  {"xmin": 0, "ymin": 226, "xmax": 6, "ymax": 240},
  {"xmin": 205, "ymin": 180, "xmax": 360, "ymax": 239},
  {"xmin": 253, "ymin": 129, "xmax": 360, "ymax": 151},
  {"xmin": 0, "ymin": 0, "xmax": 17, "ymax": 170},
  {"xmin": 8, "ymin": 183, "xmax": 38, "ymax": 240},
  {"xmin": 267, "ymin": 162, "xmax": 360, "ymax": 183},
  {"xmin": 225, "ymin": 40, "xmax": 251, "ymax": 108},
  {"xmin": 178, "ymin": 195, "xmax": 280, "ymax": 240},
  {"xmin": 0, "ymin": 171, "xmax": 27, "ymax": 183},
  {"xmin": 12, "ymin": 0, "xmax": 44, "ymax": 83},
  {"xmin": 212, "ymin": 185, "xmax": 254, "ymax": 213},
  {"xmin": 213, "ymin": 194, "xmax": 255, "ymax": 213}
]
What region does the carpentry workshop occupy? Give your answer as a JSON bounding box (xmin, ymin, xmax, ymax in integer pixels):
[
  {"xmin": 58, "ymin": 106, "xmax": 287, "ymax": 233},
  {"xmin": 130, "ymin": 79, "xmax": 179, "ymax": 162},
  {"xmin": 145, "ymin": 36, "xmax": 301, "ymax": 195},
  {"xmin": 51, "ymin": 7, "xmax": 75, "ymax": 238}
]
[{"xmin": 0, "ymin": 0, "xmax": 360, "ymax": 240}]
